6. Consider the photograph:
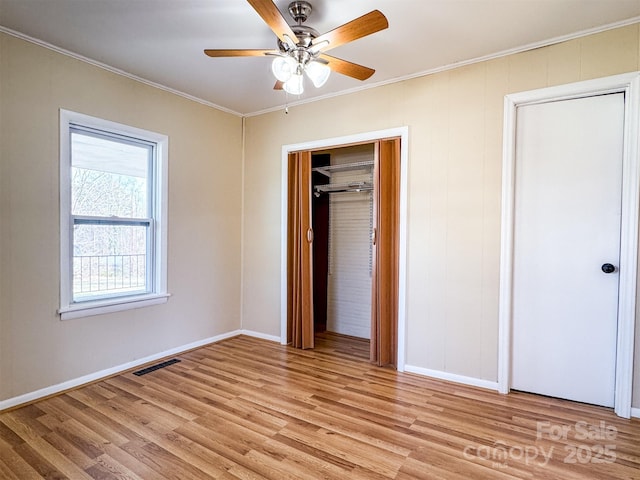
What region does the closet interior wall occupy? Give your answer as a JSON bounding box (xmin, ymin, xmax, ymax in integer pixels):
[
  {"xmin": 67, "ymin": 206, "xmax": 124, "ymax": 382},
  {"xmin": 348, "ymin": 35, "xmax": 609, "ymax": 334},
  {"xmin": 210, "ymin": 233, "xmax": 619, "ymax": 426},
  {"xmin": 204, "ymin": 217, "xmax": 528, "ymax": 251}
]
[{"xmin": 312, "ymin": 144, "xmax": 374, "ymax": 339}]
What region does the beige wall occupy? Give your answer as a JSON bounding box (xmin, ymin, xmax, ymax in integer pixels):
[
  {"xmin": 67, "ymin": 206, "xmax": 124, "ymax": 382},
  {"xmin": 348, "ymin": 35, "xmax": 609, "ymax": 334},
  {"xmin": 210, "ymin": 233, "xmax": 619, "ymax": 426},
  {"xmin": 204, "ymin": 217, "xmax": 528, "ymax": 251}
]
[
  {"xmin": 242, "ymin": 25, "xmax": 640, "ymax": 406},
  {"xmin": 0, "ymin": 33, "xmax": 243, "ymax": 401}
]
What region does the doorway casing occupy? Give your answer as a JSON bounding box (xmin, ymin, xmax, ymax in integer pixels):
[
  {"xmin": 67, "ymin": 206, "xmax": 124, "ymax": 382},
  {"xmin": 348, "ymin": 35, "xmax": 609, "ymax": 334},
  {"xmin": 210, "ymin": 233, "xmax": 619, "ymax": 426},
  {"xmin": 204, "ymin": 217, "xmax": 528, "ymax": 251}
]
[
  {"xmin": 280, "ymin": 127, "xmax": 409, "ymax": 371},
  {"xmin": 498, "ymin": 72, "xmax": 640, "ymax": 418}
]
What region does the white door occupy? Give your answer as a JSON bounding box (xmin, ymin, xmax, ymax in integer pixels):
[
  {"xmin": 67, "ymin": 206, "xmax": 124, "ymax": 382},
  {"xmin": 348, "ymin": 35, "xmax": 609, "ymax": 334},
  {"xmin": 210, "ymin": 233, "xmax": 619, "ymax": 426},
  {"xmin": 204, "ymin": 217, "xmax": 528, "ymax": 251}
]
[{"xmin": 511, "ymin": 93, "xmax": 624, "ymax": 408}]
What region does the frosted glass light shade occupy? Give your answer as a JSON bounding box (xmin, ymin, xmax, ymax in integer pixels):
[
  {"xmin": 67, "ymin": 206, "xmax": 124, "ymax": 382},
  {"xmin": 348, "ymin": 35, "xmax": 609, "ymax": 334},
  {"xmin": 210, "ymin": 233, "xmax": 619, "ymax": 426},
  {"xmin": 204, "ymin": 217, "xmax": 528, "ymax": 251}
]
[
  {"xmin": 305, "ymin": 61, "xmax": 330, "ymax": 88},
  {"xmin": 271, "ymin": 56, "xmax": 296, "ymax": 82},
  {"xmin": 283, "ymin": 73, "xmax": 304, "ymax": 95}
]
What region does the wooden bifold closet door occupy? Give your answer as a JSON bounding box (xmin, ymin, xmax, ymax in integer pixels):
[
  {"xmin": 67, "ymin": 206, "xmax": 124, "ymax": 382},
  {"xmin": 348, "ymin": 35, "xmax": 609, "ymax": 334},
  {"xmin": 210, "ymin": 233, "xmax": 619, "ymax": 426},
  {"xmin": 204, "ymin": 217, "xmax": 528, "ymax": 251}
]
[
  {"xmin": 287, "ymin": 138, "xmax": 400, "ymax": 365},
  {"xmin": 371, "ymin": 138, "xmax": 400, "ymax": 367},
  {"xmin": 287, "ymin": 150, "xmax": 314, "ymax": 349}
]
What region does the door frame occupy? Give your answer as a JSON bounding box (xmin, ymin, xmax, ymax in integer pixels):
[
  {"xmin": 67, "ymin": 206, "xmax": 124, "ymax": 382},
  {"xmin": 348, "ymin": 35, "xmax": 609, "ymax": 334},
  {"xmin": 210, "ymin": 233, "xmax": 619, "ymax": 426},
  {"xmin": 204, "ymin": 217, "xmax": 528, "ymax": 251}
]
[
  {"xmin": 280, "ymin": 126, "xmax": 409, "ymax": 371},
  {"xmin": 498, "ymin": 72, "xmax": 640, "ymax": 418}
]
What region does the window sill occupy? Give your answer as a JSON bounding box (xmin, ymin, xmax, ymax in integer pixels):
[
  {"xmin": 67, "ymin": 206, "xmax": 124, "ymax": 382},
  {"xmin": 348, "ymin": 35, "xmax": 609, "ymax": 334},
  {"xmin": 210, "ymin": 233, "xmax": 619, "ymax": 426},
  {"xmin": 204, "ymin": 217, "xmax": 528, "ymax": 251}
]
[{"xmin": 59, "ymin": 293, "xmax": 171, "ymax": 321}]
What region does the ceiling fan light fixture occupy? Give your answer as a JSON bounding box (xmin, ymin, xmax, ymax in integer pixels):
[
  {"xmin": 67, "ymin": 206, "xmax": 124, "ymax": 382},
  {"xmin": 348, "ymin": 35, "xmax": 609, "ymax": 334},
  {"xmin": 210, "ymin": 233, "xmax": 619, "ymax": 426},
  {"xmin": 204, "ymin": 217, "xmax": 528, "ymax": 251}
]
[
  {"xmin": 305, "ymin": 60, "xmax": 330, "ymax": 88},
  {"xmin": 283, "ymin": 72, "xmax": 304, "ymax": 95},
  {"xmin": 271, "ymin": 56, "xmax": 296, "ymax": 82}
]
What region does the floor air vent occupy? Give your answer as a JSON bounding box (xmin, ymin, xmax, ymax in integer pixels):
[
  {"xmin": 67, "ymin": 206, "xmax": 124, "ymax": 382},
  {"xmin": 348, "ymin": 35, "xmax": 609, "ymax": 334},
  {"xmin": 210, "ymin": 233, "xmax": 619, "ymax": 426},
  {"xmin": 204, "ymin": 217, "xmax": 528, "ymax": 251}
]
[{"xmin": 133, "ymin": 358, "xmax": 181, "ymax": 376}]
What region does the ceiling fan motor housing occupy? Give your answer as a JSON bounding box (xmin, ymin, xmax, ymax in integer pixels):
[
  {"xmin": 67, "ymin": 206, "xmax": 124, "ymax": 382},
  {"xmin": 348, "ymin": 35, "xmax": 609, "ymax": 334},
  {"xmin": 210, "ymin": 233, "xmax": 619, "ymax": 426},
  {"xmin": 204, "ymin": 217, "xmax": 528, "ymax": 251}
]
[{"xmin": 277, "ymin": 24, "xmax": 319, "ymax": 52}]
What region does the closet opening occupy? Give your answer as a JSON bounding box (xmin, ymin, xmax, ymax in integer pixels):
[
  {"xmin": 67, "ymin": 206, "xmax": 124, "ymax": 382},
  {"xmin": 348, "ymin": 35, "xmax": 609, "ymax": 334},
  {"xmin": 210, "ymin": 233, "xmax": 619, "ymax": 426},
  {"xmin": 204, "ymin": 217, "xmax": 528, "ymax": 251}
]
[
  {"xmin": 312, "ymin": 146, "xmax": 374, "ymax": 354},
  {"xmin": 286, "ymin": 136, "xmax": 401, "ymax": 367}
]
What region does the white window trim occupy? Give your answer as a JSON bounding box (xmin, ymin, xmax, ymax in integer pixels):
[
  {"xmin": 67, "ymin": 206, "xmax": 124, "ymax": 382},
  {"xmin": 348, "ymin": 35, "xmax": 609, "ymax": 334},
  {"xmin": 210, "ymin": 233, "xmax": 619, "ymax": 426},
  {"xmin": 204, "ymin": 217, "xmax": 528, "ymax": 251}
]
[{"xmin": 59, "ymin": 109, "xmax": 169, "ymax": 320}]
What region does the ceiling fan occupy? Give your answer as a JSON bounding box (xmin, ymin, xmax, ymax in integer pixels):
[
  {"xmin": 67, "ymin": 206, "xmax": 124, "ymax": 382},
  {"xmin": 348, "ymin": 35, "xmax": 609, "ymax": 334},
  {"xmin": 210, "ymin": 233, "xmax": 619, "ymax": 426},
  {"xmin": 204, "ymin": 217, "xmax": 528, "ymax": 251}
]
[{"xmin": 204, "ymin": 0, "xmax": 389, "ymax": 95}]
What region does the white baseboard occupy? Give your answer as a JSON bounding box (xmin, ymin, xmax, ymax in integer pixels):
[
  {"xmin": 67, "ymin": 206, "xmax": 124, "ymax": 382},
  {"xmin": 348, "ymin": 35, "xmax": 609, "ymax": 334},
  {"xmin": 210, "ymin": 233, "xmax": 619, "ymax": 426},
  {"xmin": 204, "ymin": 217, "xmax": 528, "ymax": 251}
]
[
  {"xmin": 404, "ymin": 364, "xmax": 500, "ymax": 392},
  {"xmin": 239, "ymin": 329, "xmax": 281, "ymax": 343},
  {"xmin": 0, "ymin": 330, "xmax": 242, "ymax": 412},
  {"xmin": 406, "ymin": 366, "xmax": 640, "ymax": 418}
]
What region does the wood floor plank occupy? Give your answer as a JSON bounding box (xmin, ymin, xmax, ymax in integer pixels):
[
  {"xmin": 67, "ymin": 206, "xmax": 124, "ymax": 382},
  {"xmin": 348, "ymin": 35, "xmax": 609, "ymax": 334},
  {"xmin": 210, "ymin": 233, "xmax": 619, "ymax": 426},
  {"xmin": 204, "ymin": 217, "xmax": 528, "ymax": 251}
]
[
  {"xmin": 2, "ymin": 415, "xmax": 96, "ymax": 479},
  {"xmin": 0, "ymin": 418, "xmax": 27, "ymax": 448},
  {"xmin": 86, "ymin": 453, "xmax": 147, "ymax": 480},
  {"xmin": 42, "ymin": 431, "xmax": 95, "ymax": 470},
  {"xmin": 0, "ymin": 437, "xmax": 44, "ymax": 479},
  {"xmin": 106, "ymin": 376, "xmax": 201, "ymax": 422},
  {"xmin": 0, "ymin": 457, "xmax": 30, "ymax": 480},
  {"xmin": 176, "ymin": 420, "xmax": 294, "ymax": 478},
  {"xmin": 1, "ymin": 334, "xmax": 639, "ymax": 479},
  {"xmin": 196, "ymin": 398, "xmax": 287, "ymax": 438},
  {"xmin": 39, "ymin": 396, "xmax": 136, "ymax": 447},
  {"xmin": 12, "ymin": 440, "xmax": 78, "ymax": 480},
  {"xmin": 277, "ymin": 422, "xmax": 404, "ymax": 477},
  {"xmin": 99, "ymin": 442, "xmax": 172, "ymax": 480},
  {"xmin": 121, "ymin": 437, "xmax": 217, "ymax": 479}
]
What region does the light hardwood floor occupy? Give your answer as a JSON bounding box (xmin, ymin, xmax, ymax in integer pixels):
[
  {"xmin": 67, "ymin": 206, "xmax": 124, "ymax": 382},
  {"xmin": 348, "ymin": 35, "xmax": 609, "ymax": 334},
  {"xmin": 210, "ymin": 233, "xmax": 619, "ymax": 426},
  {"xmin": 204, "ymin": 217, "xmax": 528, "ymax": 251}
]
[{"xmin": 1, "ymin": 334, "xmax": 639, "ymax": 479}]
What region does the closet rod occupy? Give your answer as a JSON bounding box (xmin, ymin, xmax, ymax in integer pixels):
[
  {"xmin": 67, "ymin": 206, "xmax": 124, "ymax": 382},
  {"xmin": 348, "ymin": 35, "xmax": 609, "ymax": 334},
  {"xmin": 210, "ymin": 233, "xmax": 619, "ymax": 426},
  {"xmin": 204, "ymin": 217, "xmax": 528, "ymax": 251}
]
[{"xmin": 314, "ymin": 181, "xmax": 373, "ymax": 196}]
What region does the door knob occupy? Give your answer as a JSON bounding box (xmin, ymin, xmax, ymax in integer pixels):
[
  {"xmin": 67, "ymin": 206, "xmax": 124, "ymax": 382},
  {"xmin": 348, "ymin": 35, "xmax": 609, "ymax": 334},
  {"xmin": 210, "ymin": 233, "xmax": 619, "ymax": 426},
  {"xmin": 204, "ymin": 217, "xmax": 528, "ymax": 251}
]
[{"xmin": 601, "ymin": 263, "xmax": 616, "ymax": 274}]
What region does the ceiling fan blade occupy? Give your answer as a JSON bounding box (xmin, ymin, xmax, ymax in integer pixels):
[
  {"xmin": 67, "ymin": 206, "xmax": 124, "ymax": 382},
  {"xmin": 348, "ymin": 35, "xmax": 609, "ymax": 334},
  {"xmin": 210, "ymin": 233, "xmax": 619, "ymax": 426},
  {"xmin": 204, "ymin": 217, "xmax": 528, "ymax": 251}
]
[
  {"xmin": 319, "ymin": 54, "xmax": 375, "ymax": 81},
  {"xmin": 204, "ymin": 49, "xmax": 275, "ymax": 57},
  {"xmin": 312, "ymin": 10, "xmax": 388, "ymax": 52},
  {"xmin": 274, "ymin": 80, "xmax": 284, "ymax": 90},
  {"xmin": 246, "ymin": 0, "xmax": 300, "ymax": 44}
]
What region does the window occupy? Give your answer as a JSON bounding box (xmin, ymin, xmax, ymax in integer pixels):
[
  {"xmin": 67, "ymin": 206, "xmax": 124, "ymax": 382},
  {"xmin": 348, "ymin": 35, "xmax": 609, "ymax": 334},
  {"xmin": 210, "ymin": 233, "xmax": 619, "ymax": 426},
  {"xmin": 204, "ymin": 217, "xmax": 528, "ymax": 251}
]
[{"xmin": 59, "ymin": 110, "xmax": 168, "ymax": 320}]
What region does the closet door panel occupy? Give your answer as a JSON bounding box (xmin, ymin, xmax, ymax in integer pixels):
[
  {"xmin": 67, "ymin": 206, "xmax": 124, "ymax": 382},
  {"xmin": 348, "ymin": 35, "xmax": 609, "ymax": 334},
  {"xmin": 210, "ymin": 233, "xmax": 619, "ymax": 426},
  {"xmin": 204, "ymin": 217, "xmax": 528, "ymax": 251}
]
[
  {"xmin": 371, "ymin": 138, "xmax": 400, "ymax": 366},
  {"xmin": 287, "ymin": 151, "xmax": 314, "ymax": 349}
]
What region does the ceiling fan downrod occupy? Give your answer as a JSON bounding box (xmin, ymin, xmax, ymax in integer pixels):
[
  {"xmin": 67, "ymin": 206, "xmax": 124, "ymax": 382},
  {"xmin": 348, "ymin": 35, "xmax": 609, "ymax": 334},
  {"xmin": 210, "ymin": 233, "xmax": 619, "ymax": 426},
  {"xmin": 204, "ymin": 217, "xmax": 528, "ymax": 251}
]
[
  {"xmin": 288, "ymin": 1, "xmax": 312, "ymax": 25},
  {"xmin": 278, "ymin": 1, "xmax": 320, "ymax": 53}
]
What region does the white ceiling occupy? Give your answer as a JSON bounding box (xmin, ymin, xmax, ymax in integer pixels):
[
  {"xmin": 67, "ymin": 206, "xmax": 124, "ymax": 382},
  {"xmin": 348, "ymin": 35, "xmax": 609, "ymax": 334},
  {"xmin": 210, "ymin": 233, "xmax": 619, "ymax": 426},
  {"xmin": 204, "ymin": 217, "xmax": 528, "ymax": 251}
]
[{"xmin": 1, "ymin": 0, "xmax": 640, "ymax": 116}]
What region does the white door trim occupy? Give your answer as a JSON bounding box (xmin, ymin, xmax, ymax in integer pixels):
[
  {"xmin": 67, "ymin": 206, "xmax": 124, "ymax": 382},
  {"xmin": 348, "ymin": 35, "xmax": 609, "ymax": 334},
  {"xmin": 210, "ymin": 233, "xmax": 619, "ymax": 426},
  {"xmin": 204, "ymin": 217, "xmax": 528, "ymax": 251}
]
[
  {"xmin": 498, "ymin": 73, "xmax": 640, "ymax": 418},
  {"xmin": 280, "ymin": 126, "xmax": 409, "ymax": 372}
]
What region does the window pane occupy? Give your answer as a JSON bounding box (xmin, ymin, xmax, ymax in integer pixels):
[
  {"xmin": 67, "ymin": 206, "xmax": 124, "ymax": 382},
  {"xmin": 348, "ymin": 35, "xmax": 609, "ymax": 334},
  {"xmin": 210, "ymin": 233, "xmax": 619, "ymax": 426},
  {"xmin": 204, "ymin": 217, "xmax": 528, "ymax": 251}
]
[
  {"xmin": 73, "ymin": 223, "xmax": 148, "ymax": 300},
  {"xmin": 71, "ymin": 131, "xmax": 150, "ymax": 218}
]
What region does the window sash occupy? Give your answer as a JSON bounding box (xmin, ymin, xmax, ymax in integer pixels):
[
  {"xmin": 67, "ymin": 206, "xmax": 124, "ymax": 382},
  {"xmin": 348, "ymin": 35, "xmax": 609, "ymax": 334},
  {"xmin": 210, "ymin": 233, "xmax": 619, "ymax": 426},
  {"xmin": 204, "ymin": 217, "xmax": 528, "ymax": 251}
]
[
  {"xmin": 71, "ymin": 216, "xmax": 155, "ymax": 303},
  {"xmin": 69, "ymin": 125, "xmax": 154, "ymax": 220}
]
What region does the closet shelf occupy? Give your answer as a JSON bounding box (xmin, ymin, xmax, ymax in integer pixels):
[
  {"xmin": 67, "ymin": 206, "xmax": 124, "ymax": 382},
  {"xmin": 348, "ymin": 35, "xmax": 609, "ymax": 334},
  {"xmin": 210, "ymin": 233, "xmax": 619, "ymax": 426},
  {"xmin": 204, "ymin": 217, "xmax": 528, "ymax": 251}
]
[
  {"xmin": 312, "ymin": 160, "xmax": 374, "ymax": 178},
  {"xmin": 314, "ymin": 181, "xmax": 373, "ymax": 196}
]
